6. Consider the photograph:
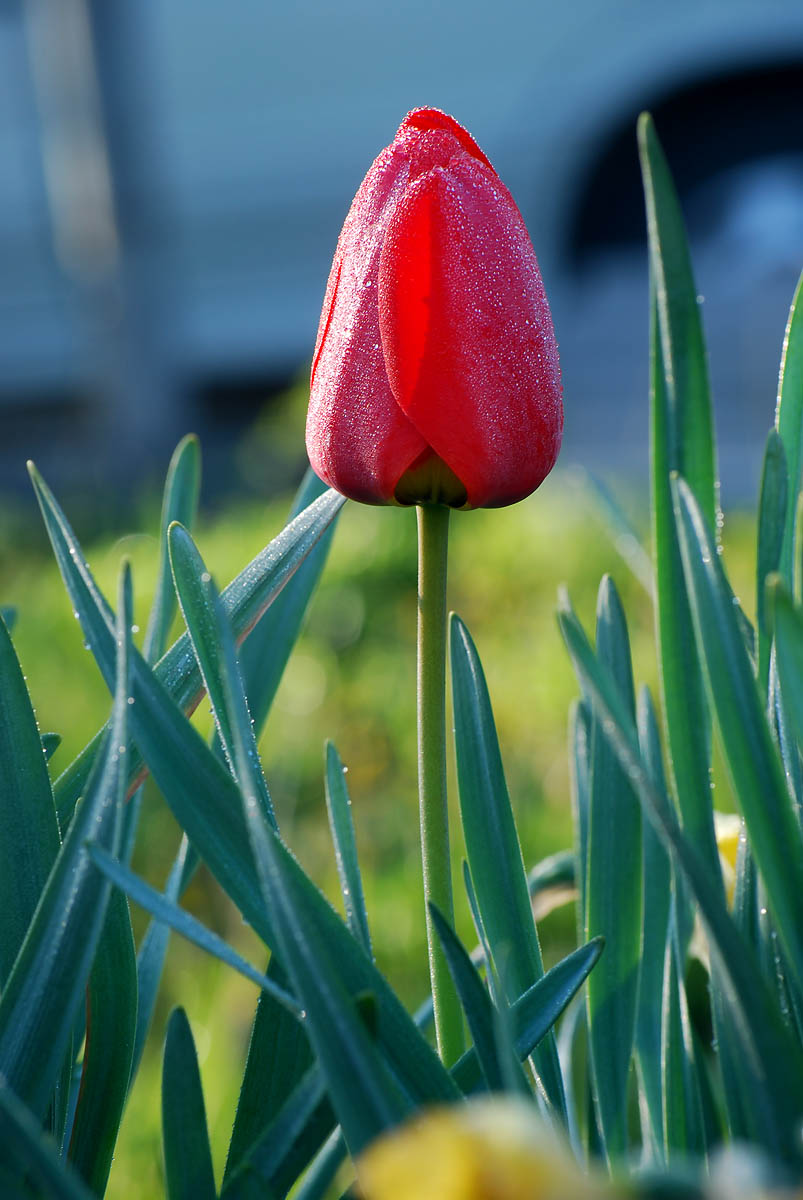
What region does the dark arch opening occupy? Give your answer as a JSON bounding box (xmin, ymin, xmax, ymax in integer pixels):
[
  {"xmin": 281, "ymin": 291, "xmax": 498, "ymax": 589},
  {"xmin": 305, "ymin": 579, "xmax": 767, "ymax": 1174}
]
[{"xmin": 568, "ymin": 59, "xmax": 803, "ymax": 269}]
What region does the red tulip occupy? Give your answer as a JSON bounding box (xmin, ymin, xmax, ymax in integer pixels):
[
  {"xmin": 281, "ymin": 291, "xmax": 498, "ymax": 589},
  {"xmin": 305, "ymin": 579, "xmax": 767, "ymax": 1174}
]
[{"xmin": 306, "ymin": 108, "xmax": 562, "ymax": 509}]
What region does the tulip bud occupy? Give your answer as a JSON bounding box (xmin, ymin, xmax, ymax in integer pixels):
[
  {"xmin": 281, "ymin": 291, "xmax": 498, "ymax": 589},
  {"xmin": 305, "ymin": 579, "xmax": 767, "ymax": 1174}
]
[{"xmin": 306, "ymin": 108, "xmax": 562, "ymax": 509}]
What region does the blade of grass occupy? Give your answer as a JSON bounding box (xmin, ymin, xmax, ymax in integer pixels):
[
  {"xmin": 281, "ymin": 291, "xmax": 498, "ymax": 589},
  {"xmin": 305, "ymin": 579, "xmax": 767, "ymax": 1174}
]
[
  {"xmin": 584, "ymin": 576, "xmax": 642, "ymax": 1165},
  {"xmin": 672, "ymin": 475, "xmax": 803, "ymax": 995},
  {"xmin": 558, "ymin": 588, "xmax": 803, "ymax": 1160},
  {"xmin": 325, "ymin": 741, "xmax": 372, "ymax": 957},
  {"xmin": 450, "ymin": 613, "xmax": 566, "ymax": 1118},
  {"xmin": 162, "ymin": 1008, "xmax": 217, "ymax": 1200}
]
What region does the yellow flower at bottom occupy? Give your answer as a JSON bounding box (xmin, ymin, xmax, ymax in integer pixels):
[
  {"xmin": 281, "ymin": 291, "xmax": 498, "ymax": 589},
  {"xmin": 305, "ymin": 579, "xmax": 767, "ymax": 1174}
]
[{"xmin": 356, "ymin": 1100, "xmax": 607, "ymax": 1200}]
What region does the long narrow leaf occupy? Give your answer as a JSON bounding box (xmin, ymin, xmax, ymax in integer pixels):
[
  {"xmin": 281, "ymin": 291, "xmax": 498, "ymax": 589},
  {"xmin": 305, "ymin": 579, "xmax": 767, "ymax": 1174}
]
[
  {"xmin": 634, "ymin": 686, "xmax": 672, "ymax": 1159},
  {"xmin": 639, "ymin": 114, "xmax": 720, "ymax": 883},
  {"xmin": 776, "ymin": 271, "xmax": 803, "ymax": 585},
  {"xmin": 661, "ymin": 932, "xmax": 704, "ymax": 1161},
  {"xmin": 67, "ymin": 888, "xmax": 137, "ymax": 1193},
  {"xmin": 325, "ymin": 741, "xmax": 372, "ymax": 957},
  {"xmin": 585, "ymin": 576, "xmax": 641, "ymax": 1163},
  {"xmin": 144, "ymin": 434, "xmax": 201, "ymax": 663},
  {"xmin": 162, "ymin": 1008, "xmax": 217, "ymax": 1200},
  {"xmin": 756, "ymin": 430, "xmax": 788, "ymax": 694},
  {"xmin": 451, "ymin": 937, "xmax": 604, "ymax": 1096},
  {"xmin": 672, "ymin": 475, "xmax": 803, "ymax": 995},
  {"xmin": 168, "ymin": 521, "xmax": 276, "ymax": 828},
  {"xmin": 430, "ymin": 903, "xmax": 507, "ymax": 1094},
  {"xmin": 0, "ymin": 611, "xmax": 61, "ymax": 987},
  {"xmin": 450, "ymin": 613, "xmax": 565, "ymax": 1117},
  {"xmin": 0, "ymin": 564, "xmax": 131, "ymax": 1118}
]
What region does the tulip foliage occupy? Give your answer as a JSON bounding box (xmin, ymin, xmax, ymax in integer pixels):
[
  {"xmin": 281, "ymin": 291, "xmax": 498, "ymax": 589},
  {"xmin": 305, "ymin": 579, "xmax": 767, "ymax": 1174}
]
[{"xmin": 2, "ymin": 111, "xmax": 803, "ymax": 1200}]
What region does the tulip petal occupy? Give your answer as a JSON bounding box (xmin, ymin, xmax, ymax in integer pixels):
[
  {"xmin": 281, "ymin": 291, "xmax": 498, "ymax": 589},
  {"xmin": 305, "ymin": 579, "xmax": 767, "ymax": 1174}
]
[
  {"xmin": 307, "ymin": 144, "xmax": 427, "ymax": 505},
  {"xmin": 378, "ymin": 159, "xmax": 562, "ymax": 509}
]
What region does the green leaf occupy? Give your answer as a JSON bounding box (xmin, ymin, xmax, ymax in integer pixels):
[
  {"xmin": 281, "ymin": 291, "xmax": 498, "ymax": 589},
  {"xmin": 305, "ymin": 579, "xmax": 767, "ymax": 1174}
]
[
  {"xmin": 585, "ymin": 577, "xmax": 642, "ymax": 1164},
  {"xmin": 0, "ymin": 563, "xmax": 131, "ymax": 1119},
  {"xmin": 168, "ymin": 521, "xmax": 276, "ymax": 828},
  {"xmin": 0, "ymin": 1083, "xmax": 95, "ymax": 1200},
  {"xmin": 767, "ymin": 576, "xmax": 803, "ymax": 768},
  {"xmin": 661, "ymin": 931, "xmax": 704, "ymax": 1161},
  {"xmin": 232, "ymin": 469, "xmax": 334, "ymax": 740},
  {"xmin": 43, "ymin": 465, "xmax": 345, "ymax": 825},
  {"xmin": 776, "ymin": 271, "xmax": 803, "ymax": 586},
  {"xmin": 450, "ymin": 613, "xmax": 565, "ymax": 1117},
  {"xmin": 634, "ymin": 686, "xmax": 672, "ymax": 1159},
  {"xmin": 162, "ymin": 1008, "xmax": 217, "ymax": 1200},
  {"xmin": 430, "ymin": 903, "xmax": 507, "ymax": 1094},
  {"xmin": 325, "ymin": 741, "xmax": 372, "ymax": 957},
  {"xmin": 568, "ymin": 699, "xmax": 591, "ymax": 942},
  {"xmin": 558, "ymin": 588, "xmax": 803, "ymax": 1160},
  {"xmin": 0, "ymin": 608, "xmax": 61, "ymax": 988},
  {"xmin": 638, "ymin": 112, "xmax": 717, "ymax": 526},
  {"xmin": 756, "ymin": 429, "xmax": 788, "ymax": 694},
  {"xmin": 450, "ymin": 937, "xmax": 604, "ymax": 1096},
  {"xmin": 672, "ymin": 476, "xmax": 803, "ymax": 996},
  {"xmin": 66, "ymin": 887, "xmax": 137, "ymax": 1194},
  {"xmin": 223, "ymin": 957, "xmax": 314, "ymax": 1188},
  {"xmin": 639, "ymin": 114, "xmax": 720, "ymax": 886},
  {"xmin": 144, "ymin": 434, "xmax": 201, "ymax": 663}
]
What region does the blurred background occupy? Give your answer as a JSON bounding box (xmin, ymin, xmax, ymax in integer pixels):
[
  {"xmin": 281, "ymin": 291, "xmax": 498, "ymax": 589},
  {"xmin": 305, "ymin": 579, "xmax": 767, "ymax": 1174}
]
[
  {"xmin": 3, "ymin": 0, "xmax": 803, "ymax": 507},
  {"xmin": 1, "ymin": 1, "xmax": 801, "ymax": 1191}
]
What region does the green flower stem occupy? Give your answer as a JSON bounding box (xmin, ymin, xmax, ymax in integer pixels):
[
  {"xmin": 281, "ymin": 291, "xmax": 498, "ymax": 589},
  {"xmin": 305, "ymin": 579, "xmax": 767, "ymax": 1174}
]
[{"xmin": 416, "ymin": 502, "xmax": 464, "ymax": 1065}]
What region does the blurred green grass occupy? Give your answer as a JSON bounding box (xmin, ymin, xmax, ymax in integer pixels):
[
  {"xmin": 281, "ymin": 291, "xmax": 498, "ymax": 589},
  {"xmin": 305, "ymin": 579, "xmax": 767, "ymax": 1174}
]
[{"xmin": 0, "ymin": 465, "xmax": 755, "ymax": 1195}]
